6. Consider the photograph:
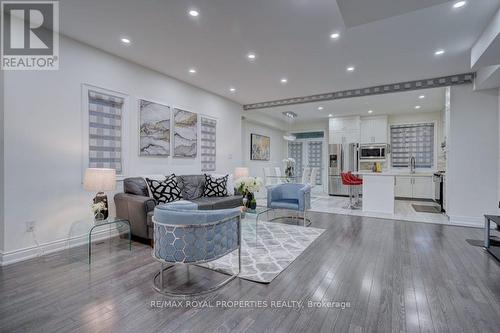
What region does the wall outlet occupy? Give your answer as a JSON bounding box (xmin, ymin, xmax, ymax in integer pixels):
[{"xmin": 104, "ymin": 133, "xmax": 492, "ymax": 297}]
[{"xmin": 26, "ymin": 221, "xmax": 36, "ymax": 233}]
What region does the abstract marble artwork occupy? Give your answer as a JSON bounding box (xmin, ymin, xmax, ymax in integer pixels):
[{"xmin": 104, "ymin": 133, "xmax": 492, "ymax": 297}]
[
  {"xmin": 139, "ymin": 100, "xmax": 170, "ymax": 156},
  {"xmin": 173, "ymin": 108, "xmax": 197, "ymax": 158}
]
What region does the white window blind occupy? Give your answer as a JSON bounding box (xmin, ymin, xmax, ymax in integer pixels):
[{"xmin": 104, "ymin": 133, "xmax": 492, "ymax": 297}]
[
  {"xmin": 307, "ymin": 141, "xmax": 323, "ymax": 185},
  {"xmin": 288, "ymin": 142, "xmax": 303, "ymax": 177},
  {"xmin": 390, "ymin": 123, "xmax": 434, "ymax": 168},
  {"xmin": 88, "ymin": 91, "xmax": 124, "ymax": 174},
  {"xmin": 201, "ymin": 117, "xmax": 217, "ymax": 172}
]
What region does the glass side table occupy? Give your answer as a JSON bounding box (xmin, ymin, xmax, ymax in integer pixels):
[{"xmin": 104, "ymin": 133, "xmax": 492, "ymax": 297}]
[
  {"xmin": 68, "ymin": 217, "xmax": 131, "ymax": 264},
  {"xmin": 242, "ymin": 206, "xmax": 271, "ymax": 247}
]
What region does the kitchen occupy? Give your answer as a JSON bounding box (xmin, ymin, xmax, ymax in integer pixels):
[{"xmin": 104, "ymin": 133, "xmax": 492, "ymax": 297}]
[{"xmin": 327, "ymin": 89, "xmax": 447, "ymax": 220}]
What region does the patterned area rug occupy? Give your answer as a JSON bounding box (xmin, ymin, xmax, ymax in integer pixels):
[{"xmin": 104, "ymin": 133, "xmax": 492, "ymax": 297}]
[{"xmin": 201, "ymin": 218, "xmax": 325, "ymax": 283}]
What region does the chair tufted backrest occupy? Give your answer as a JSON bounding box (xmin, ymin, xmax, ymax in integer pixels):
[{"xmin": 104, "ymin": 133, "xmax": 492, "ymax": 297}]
[{"xmin": 153, "ymin": 203, "xmax": 241, "ymax": 264}]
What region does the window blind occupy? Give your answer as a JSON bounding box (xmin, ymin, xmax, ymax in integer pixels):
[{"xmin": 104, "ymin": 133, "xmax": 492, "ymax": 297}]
[
  {"xmin": 390, "ymin": 123, "xmax": 434, "ymax": 168},
  {"xmin": 201, "ymin": 117, "xmax": 217, "ymax": 172},
  {"xmin": 88, "ymin": 91, "xmax": 124, "ymax": 174},
  {"xmin": 307, "ymin": 141, "xmax": 323, "ymax": 184},
  {"xmin": 288, "ymin": 142, "xmax": 303, "ymax": 177}
]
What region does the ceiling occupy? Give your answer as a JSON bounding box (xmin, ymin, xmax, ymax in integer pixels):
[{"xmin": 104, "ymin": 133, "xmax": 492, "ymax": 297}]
[
  {"xmin": 58, "ymin": 0, "xmax": 499, "ymax": 105},
  {"xmin": 247, "ymin": 87, "xmax": 446, "ymax": 122}
]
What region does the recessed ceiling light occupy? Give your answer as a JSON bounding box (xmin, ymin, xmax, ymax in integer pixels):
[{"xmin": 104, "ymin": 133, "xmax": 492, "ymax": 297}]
[
  {"xmin": 283, "ymin": 111, "xmax": 298, "ymax": 119},
  {"xmin": 318, "ymin": 106, "xmax": 324, "ymax": 110},
  {"xmin": 280, "ymin": 78, "xmax": 288, "ymax": 84},
  {"xmin": 229, "ymin": 87, "xmax": 236, "ymax": 92},
  {"xmin": 247, "ymin": 52, "xmax": 257, "ymax": 61},
  {"xmin": 453, "ymin": 1, "xmax": 466, "ymax": 9},
  {"xmin": 330, "ymin": 32, "xmax": 340, "ymax": 39},
  {"xmin": 188, "ymin": 68, "xmax": 197, "ymax": 74},
  {"xmin": 188, "ymin": 9, "xmax": 199, "ymax": 17},
  {"xmin": 415, "ymin": 105, "xmax": 421, "ymax": 109},
  {"xmin": 419, "ymin": 95, "xmax": 425, "ymax": 99},
  {"xmin": 434, "ymin": 49, "xmax": 445, "ymax": 56},
  {"xmin": 328, "ymin": 114, "xmax": 333, "ymax": 117},
  {"xmin": 120, "ymin": 37, "xmax": 131, "ymax": 44},
  {"xmin": 346, "ymin": 66, "xmax": 355, "ymax": 72},
  {"xmin": 368, "ymin": 110, "xmax": 373, "ymax": 114}
]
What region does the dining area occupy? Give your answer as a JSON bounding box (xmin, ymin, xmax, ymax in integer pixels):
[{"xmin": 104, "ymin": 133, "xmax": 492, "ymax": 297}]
[{"xmin": 262, "ymin": 165, "xmax": 320, "ymax": 186}]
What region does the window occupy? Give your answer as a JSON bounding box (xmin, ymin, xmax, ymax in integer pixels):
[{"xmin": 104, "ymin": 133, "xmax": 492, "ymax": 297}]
[
  {"xmin": 390, "ymin": 123, "xmax": 434, "ymax": 168},
  {"xmin": 88, "ymin": 90, "xmax": 124, "ymax": 174},
  {"xmin": 201, "ymin": 117, "xmax": 217, "ymax": 172},
  {"xmin": 307, "ymin": 141, "xmax": 323, "ymax": 185},
  {"xmin": 288, "ymin": 142, "xmax": 304, "ymax": 177}
]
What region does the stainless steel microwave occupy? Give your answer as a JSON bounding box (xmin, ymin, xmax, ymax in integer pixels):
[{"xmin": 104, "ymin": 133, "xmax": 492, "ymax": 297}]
[{"xmin": 359, "ymin": 144, "xmax": 389, "ymax": 160}]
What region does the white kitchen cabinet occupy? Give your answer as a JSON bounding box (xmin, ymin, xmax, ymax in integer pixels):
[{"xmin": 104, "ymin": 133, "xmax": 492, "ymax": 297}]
[
  {"xmin": 329, "ymin": 117, "xmax": 360, "ymax": 144},
  {"xmin": 360, "ymin": 116, "xmax": 388, "ymax": 144},
  {"xmin": 412, "ymin": 176, "xmax": 434, "ymax": 199},
  {"xmin": 394, "ymin": 175, "xmax": 434, "ymax": 200},
  {"xmin": 395, "ymin": 176, "xmax": 413, "ymax": 198}
]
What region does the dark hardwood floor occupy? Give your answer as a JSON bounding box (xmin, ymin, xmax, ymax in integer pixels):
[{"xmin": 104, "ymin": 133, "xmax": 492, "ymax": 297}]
[{"xmin": 1, "ymin": 212, "xmax": 500, "ymax": 333}]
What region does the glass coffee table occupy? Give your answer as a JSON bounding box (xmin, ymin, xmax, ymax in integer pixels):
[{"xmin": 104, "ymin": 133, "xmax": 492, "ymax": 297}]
[
  {"xmin": 68, "ymin": 217, "xmax": 131, "ymax": 264},
  {"xmin": 242, "ymin": 206, "xmax": 271, "ymax": 246}
]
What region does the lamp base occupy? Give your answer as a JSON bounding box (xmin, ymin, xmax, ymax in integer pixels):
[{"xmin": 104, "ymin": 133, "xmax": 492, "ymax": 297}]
[{"xmin": 93, "ymin": 192, "xmax": 109, "ymax": 220}]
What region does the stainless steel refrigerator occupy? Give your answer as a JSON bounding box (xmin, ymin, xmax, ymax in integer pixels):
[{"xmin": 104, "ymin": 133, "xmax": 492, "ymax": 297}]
[{"xmin": 328, "ymin": 143, "xmax": 359, "ymax": 196}]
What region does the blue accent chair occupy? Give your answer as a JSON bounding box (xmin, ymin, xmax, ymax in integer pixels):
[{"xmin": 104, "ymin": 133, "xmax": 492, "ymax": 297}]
[
  {"xmin": 267, "ymin": 183, "xmax": 312, "ymax": 226},
  {"xmin": 152, "ymin": 200, "xmax": 242, "ymax": 296}
]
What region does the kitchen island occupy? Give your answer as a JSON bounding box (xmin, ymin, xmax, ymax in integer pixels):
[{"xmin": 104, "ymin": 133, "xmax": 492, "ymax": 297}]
[
  {"xmin": 356, "ymin": 172, "xmax": 395, "ymax": 214},
  {"xmin": 355, "ymin": 171, "xmax": 436, "ymax": 214}
]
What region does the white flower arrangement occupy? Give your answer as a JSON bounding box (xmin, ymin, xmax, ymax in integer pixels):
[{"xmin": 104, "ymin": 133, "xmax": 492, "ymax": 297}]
[
  {"xmin": 283, "ymin": 158, "xmax": 296, "ymax": 167},
  {"xmin": 91, "ymin": 201, "xmax": 107, "ymax": 214},
  {"xmin": 235, "ymin": 176, "xmax": 263, "ymax": 194}
]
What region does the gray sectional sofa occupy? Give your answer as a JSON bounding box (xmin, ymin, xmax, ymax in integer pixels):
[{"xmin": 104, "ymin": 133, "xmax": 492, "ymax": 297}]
[{"xmin": 114, "ymin": 175, "xmax": 243, "ymax": 243}]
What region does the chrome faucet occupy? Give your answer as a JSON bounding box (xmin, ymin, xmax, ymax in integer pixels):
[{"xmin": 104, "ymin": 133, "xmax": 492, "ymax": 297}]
[{"xmin": 410, "ymin": 156, "xmax": 416, "ymax": 174}]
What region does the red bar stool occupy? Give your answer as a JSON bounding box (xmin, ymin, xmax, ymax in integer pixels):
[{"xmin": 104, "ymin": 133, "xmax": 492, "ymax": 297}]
[
  {"xmin": 341, "ymin": 172, "xmax": 362, "ymax": 209},
  {"xmin": 347, "ymin": 172, "xmax": 363, "ymax": 207}
]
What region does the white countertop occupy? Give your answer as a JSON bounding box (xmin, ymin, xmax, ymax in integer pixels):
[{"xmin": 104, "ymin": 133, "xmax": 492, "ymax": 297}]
[{"xmin": 354, "ymin": 171, "xmax": 436, "ymax": 177}]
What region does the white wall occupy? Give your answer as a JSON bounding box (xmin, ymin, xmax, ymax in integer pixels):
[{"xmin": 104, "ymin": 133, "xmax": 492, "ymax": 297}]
[
  {"xmin": 447, "ymin": 84, "xmax": 499, "ymax": 226},
  {"xmin": 0, "ymin": 70, "xmax": 4, "ymax": 255},
  {"xmin": 242, "ymin": 118, "xmax": 285, "ymax": 196},
  {"xmin": 2, "ymin": 37, "xmax": 243, "ymax": 262},
  {"xmin": 498, "ymin": 88, "xmax": 500, "ymax": 214}
]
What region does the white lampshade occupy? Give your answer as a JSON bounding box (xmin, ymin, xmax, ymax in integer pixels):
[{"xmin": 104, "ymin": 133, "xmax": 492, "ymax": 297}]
[
  {"xmin": 234, "ymin": 167, "xmax": 249, "ymax": 179},
  {"xmin": 83, "ymin": 168, "xmax": 116, "ymax": 192}
]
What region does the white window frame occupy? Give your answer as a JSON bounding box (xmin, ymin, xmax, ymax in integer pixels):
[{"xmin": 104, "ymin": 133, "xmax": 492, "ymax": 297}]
[{"xmin": 81, "ymin": 84, "xmax": 130, "ymax": 182}]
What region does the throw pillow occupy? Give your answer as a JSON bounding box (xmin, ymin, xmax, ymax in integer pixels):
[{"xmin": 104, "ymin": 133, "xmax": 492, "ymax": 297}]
[
  {"xmin": 211, "ymin": 173, "xmax": 235, "ymax": 196},
  {"xmin": 202, "ymin": 174, "xmax": 228, "ymax": 197},
  {"xmin": 146, "ymin": 174, "xmax": 182, "ymax": 203}
]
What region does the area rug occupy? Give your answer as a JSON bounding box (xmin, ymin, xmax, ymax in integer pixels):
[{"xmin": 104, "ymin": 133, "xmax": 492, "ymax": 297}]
[
  {"xmin": 200, "ymin": 218, "xmax": 325, "ymax": 283},
  {"xmin": 412, "ymin": 204, "xmax": 441, "ymax": 214}
]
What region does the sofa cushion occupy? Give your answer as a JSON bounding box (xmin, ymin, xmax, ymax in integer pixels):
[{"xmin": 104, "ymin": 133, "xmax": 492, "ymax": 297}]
[
  {"xmin": 202, "ymin": 174, "xmax": 228, "ymax": 197},
  {"xmin": 211, "ymin": 195, "xmax": 244, "ymax": 210},
  {"xmin": 177, "ymin": 175, "xmax": 205, "ymax": 200},
  {"xmin": 189, "ymin": 197, "xmax": 214, "ymax": 210},
  {"xmin": 124, "ymin": 177, "xmax": 149, "ymax": 197},
  {"xmin": 146, "ymin": 174, "xmax": 182, "ymax": 203},
  {"xmin": 270, "ymin": 198, "xmax": 299, "ymax": 210}
]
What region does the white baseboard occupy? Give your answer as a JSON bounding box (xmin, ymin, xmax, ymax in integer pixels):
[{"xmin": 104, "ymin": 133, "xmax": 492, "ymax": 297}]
[
  {"xmin": 448, "ymin": 215, "xmax": 484, "ymax": 228},
  {"xmin": 0, "ymin": 229, "xmax": 121, "ymax": 266}
]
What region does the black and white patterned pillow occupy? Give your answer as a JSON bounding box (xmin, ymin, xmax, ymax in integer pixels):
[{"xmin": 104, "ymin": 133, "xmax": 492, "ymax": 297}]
[
  {"xmin": 202, "ymin": 174, "xmax": 228, "ymax": 197},
  {"xmin": 146, "ymin": 174, "xmax": 182, "ymax": 203}
]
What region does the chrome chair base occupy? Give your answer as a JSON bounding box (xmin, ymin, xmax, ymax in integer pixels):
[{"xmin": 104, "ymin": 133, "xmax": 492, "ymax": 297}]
[
  {"xmin": 267, "ymin": 209, "xmax": 311, "ymax": 227},
  {"xmin": 153, "ymin": 261, "xmax": 240, "ymax": 297}
]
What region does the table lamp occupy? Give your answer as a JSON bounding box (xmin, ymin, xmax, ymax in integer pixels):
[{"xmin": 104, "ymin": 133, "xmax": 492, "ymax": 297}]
[
  {"xmin": 234, "ymin": 167, "xmax": 249, "ymax": 179},
  {"xmin": 83, "ymin": 168, "xmax": 116, "ymax": 220}
]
